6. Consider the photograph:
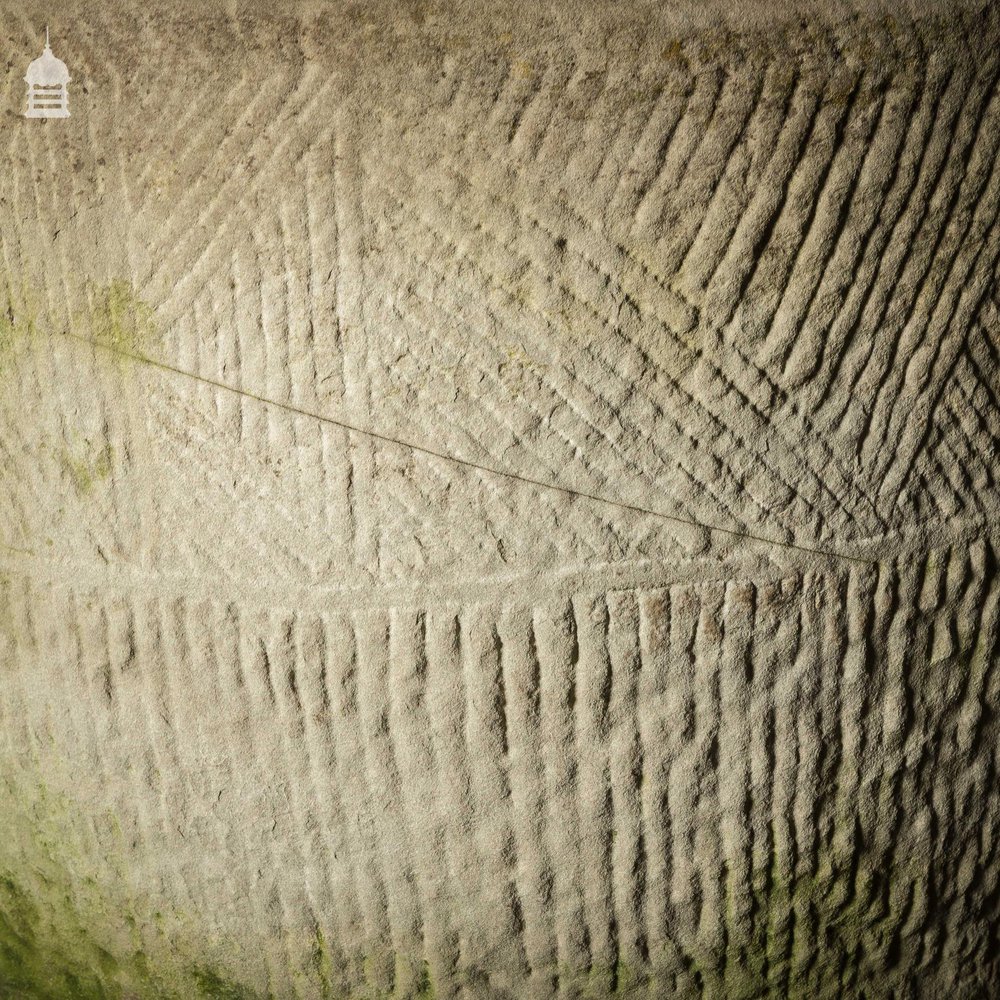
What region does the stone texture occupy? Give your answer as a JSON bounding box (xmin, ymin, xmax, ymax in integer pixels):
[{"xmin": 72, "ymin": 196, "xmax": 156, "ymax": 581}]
[{"xmin": 0, "ymin": 1, "xmax": 999, "ymax": 997}]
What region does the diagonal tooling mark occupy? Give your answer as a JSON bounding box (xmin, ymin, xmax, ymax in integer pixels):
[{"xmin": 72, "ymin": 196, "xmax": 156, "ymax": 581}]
[{"xmin": 53, "ymin": 328, "xmax": 874, "ymax": 567}]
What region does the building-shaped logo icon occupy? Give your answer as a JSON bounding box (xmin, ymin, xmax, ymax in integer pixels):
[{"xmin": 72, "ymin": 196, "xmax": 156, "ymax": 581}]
[{"xmin": 25, "ymin": 27, "xmax": 71, "ymax": 119}]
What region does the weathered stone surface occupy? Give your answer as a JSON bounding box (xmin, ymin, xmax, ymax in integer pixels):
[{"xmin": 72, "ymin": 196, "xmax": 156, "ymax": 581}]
[{"xmin": 1, "ymin": 1, "xmax": 999, "ymax": 997}]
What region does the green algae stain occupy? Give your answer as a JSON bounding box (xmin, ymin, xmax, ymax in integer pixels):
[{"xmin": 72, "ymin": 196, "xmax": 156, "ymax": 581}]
[
  {"xmin": 660, "ymin": 38, "xmax": 690, "ymax": 70},
  {"xmin": 0, "ymin": 869, "xmax": 116, "ymax": 1000},
  {"xmin": 414, "ymin": 960, "xmax": 435, "ymax": 1000},
  {"xmin": 0, "ymin": 285, "xmax": 41, "ymax": 373},
  {"xmin": 87, "ymin": 280, "xmax": 158, "ymax": 358},
  {"xmin": 310, "ymin": 925, "xmax": 334, "ymax": 999},
  {"xmin": 0, "ymin": 573, "xmax": 17, "ymax": 646},
  {"xmin": 0, "ymin": 278, "xmax": 157, "ymax": 381},
  {"xmin": 58, "ymin": 440, "xmax": 115, "ymax": 498},
  {"xmin": 0, "ymin": 858, "xmax": 271, "ymax": 1000},
  {"xmin": 190, "ymin": 966, "xmax": 264, "ymax": 1000},
  {"xmin": 0, "ymin": 772, "xmax": 269, "ymax": 1000},
  {"xmin": 0, "ymin": 297, "xmax": 16, "ymax": 355}
]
